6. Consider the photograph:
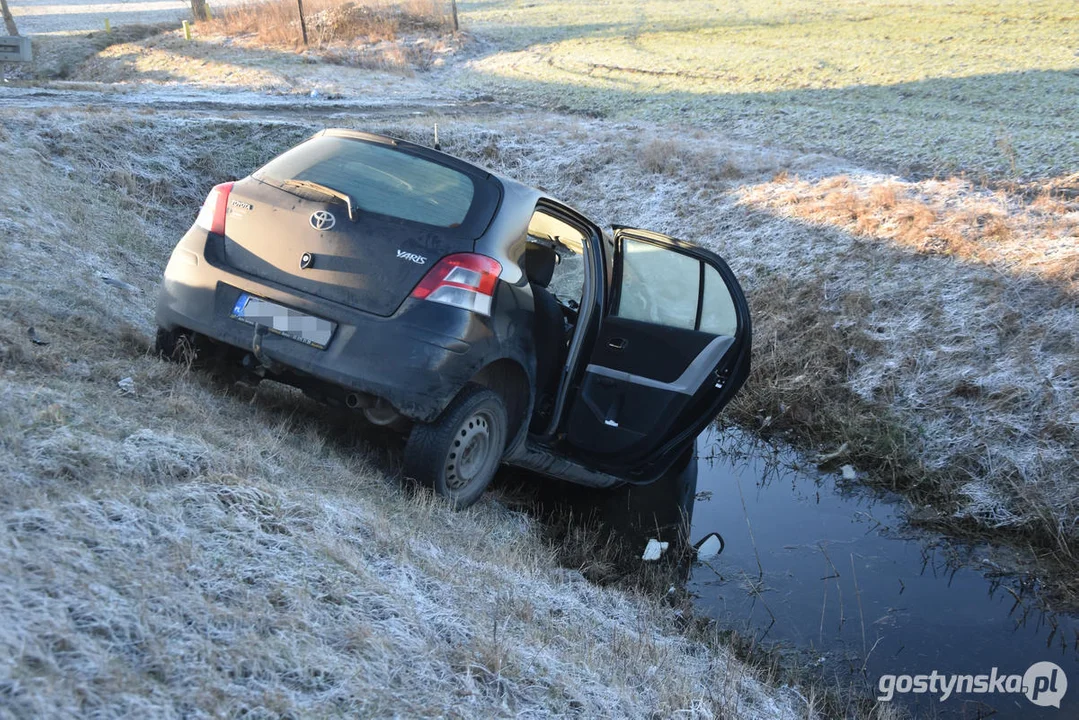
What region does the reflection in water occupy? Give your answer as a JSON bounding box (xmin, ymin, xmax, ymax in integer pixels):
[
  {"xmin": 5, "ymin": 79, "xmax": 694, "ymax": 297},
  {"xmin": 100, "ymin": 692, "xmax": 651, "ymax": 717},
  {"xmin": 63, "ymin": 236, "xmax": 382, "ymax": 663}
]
[{"xmin": 688, "ymin": 427, "xmax": 1079, "ymax": 717}]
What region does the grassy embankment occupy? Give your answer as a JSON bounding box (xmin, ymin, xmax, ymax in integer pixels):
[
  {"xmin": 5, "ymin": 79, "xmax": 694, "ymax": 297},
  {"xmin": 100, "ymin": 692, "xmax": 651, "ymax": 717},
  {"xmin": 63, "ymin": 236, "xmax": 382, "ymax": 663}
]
[
  {"xmin": 0, "ymin": 112, "xmax": 826, "ymax": 718},
  {"xmin": 0, "ymin": 0, "xmax": 1074, "ymax": 712}
]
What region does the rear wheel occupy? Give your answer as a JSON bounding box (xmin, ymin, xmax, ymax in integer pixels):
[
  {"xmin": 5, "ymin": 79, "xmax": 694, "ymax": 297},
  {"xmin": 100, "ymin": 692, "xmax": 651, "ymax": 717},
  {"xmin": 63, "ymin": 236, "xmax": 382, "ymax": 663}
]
[
  {"xmin": 155, "ymin": 328, "xmax": 241, "ymax": 382},
  {"xmin": 155, "ymin": 327, "xmax": 198, "ymax": 362},
  {"xmin": 404, "ymin": 384, "xmax": 507, "ymax": 509}
]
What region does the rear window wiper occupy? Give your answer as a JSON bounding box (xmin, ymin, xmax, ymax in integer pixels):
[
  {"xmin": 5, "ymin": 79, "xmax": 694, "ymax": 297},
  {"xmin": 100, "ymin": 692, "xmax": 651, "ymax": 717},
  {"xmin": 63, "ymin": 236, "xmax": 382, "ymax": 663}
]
[{"xmin": 281, "ymin": 178, "xmax": 358, "ymax": 221}]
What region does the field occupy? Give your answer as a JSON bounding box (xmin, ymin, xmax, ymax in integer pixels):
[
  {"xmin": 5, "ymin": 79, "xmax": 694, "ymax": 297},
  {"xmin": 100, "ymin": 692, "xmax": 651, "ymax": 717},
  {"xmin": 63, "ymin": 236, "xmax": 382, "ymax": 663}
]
[
  {"xmin": 461, "ymin": 0, "xmax": 1079, "ymax": 179},
  {"xmin": 0, "ymin": 0, "xmax": 1077, "ymax": 716}
]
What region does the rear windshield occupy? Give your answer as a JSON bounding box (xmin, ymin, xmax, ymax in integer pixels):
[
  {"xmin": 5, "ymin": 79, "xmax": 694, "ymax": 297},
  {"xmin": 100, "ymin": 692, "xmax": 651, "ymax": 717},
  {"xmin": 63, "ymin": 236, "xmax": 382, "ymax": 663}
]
[{"xmin": 255, "ymin": 135, "xmax": 494, "ymax": 231}]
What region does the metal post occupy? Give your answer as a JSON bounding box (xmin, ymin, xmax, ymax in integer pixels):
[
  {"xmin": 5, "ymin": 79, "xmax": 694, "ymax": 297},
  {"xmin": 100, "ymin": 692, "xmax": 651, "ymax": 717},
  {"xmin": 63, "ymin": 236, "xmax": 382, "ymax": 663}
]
[
  {"xmin": 105, "ymin": 18, "xmax": 111, "ymax": 33},
  {"xmin": 296, "ymin": 0, "xmax": 309, "ymax": 46},
  {"xmin": 182, "ymin": 20, "xmax": 192, "ymax": 40}
]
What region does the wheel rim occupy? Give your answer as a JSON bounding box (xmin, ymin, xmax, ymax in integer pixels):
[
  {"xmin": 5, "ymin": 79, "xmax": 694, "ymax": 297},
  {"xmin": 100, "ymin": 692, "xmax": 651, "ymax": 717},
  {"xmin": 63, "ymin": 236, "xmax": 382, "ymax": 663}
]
[{"xmin": 444, "ymin": 409, "xmax": 498, "ymax": 491}]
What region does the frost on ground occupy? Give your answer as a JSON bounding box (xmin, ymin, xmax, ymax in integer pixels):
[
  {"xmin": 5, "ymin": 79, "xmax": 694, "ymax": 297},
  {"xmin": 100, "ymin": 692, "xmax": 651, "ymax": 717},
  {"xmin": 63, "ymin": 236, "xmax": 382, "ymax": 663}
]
[
  {"xmin": 0, "ymin": 96, "xmax": 1071, "ymax": 713},
  {"xmin": 734, "ymin": 171, "xmax": 1078, "ymax": 538},
  {"xmin": 433, "ymin": 122, "xmax": 1077, "ymax": 552},
  {"xmin": 419, "ymin": 119, "xmax": 1078, "ymax": 549},
  {"xmin": 0, "ymin": 110, "xmax": 815, "ymax": 718},
  {"xmin": 0, "ymin": 390, "xmax": 801, "ymax": 717},
  {"xmin": 3, "ymin": 102, "xmax": 1077, "ymax": 551}
]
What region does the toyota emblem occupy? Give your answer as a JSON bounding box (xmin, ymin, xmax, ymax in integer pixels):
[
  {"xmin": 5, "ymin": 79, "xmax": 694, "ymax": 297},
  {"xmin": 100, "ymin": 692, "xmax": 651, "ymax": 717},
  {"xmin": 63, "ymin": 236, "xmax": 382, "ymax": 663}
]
[{"xmin": 310, "ymin": 210, "xmax": 336, "ymax": 231}]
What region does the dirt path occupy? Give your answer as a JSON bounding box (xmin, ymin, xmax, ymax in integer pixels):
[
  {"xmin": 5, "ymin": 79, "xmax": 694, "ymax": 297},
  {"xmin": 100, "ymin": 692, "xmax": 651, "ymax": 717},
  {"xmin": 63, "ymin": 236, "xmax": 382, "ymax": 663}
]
[
  {"xmin": 8, "ymin": 0, "xmax": 253, "ymax": 35},
  {"xmin": 10, "ymin": 0, "xmax": 190, "ymax": 34}
]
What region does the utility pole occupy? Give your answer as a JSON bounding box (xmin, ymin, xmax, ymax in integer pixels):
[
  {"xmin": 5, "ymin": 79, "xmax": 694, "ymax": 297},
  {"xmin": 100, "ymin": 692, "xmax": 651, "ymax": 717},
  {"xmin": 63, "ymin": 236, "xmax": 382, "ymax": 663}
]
[
  {"xmin": 296, "ymin": 0, "xmax": 308, "ymax": 46},
  {"xmin": 1, "ymin": 0, "xmax": 19, "ymax": 36}
]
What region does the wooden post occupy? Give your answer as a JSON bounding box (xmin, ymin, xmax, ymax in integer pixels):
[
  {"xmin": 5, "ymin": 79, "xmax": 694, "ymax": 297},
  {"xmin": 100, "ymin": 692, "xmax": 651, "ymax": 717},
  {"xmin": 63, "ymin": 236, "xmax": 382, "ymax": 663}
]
[
  {"xmin": 296, "ymin": 0, "xmax": 309, "ymax": 46},
  {"xmin": 450, "ymin": 0, "xmax": 458, "ymax": 32},
  {"xmin": 182, "ymin": 20, "xmax": 191, "ymax": 40},
  {"xmin": 105, "ymin": 18, "xmax": 111, "ymax": 33},
  {"xmin": 1, "ymin": 0, "xmax": 19, "ymax": 37},
  {"xmin": 190, "ymin": 0, "xmax": 209, "ymax": 21}
]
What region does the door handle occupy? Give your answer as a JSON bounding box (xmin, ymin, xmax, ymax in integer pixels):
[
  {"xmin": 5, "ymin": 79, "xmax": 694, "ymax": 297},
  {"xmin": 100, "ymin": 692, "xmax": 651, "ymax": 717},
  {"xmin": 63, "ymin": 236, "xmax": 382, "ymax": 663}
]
[{"xmin": 607, "ymin": 337, "xmax": 628, "ymax": 350}]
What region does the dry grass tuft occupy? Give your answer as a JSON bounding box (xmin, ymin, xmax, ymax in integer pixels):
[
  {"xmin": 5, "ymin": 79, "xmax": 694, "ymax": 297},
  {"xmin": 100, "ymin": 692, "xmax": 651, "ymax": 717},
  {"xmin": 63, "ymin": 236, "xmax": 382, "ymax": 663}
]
[
  {"xmin": 205, "ymin": 0, "xmax": 450, "ymax": 49},
  {"xmin": 638, "ymin": 137, "xmax": 745, "ymax": 182},
  {"xmin": 320, "ymin": 36, "xmax": 439, "ymax": 72},
  {"xmin": 740, "ymin": 173, "xmax": 1079, "ymax": 293}
]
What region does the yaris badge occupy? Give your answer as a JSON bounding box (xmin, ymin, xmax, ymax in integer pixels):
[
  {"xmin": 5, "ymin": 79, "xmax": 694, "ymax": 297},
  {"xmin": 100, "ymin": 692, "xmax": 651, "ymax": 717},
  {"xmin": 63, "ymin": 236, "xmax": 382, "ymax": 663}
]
[{"xmin": 310, "ymin": 210, "xmax": 336, "ymax": 231}]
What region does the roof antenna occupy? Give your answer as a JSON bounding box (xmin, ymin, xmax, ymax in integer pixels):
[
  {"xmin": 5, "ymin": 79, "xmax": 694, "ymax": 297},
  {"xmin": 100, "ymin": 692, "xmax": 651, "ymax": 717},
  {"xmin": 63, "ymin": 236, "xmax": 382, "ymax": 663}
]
[{"xmin": 433, "ymin": 122, "xmax": 441, "ymax": 151}]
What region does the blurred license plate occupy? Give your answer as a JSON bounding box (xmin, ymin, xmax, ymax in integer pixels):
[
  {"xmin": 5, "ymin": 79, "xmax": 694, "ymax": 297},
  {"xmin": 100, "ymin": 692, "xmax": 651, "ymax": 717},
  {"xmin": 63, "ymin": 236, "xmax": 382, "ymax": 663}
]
[{"xmin": 230, "ymin": 293, "xmax": 335, "ymax": 349}]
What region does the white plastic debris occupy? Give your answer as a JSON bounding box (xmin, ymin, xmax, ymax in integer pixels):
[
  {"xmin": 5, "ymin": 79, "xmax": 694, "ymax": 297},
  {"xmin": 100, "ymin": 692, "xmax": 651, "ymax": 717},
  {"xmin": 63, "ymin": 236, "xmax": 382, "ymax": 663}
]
[
  {"xmin": 641, "ymin": 538, "xmax": 669, "ymax": 561},
  {"xmin": 117, "ymin": 377, "xmax": 136, "ymax": 395},
  {"xmin": 696, "ymin": 534, "xmax": 724, "ymax": 560},
  {"xmin": 841, "ymin": 464, "xmax": 857, "ymax": 480},
  {"xmin": 101, "ymin": 276, "xmax": 139, "ymax": 293},
  {"xmin": 817, "ymin": 442, "xmax": 849, "ymax": 464}
]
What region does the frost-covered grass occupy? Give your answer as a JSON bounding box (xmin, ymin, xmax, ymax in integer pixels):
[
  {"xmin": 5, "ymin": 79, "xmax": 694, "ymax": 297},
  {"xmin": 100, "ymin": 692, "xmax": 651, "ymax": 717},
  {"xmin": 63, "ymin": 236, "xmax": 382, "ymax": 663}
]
[
  {"xmin": 0, "ymin": 110, "xmax": 826, "ymax": 719},
  {"xmin": 456, "ymin": 0, "xmax": 1079, "ymax": 178},
  {"xmin": 0, "ymin": 92, "xmax": 1072, "ymax": 713},
  {"xmin": 418, "ymin": 120, "xmax": 1079, "ymax": 581},
  {"xmin": 734, "ymin": 171, "xmax": 1078, "ymax": 538},
  {"xmin": 450, "ymin": 0, "xmax": 1079, "ymax": 592}
]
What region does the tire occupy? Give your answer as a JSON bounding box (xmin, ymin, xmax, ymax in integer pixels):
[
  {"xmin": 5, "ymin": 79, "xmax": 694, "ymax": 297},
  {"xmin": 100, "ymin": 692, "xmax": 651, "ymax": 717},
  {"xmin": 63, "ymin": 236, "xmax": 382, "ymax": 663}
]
[{"xmin": 404, "ymin": 384, "xmax": 508, "ymax": 509}]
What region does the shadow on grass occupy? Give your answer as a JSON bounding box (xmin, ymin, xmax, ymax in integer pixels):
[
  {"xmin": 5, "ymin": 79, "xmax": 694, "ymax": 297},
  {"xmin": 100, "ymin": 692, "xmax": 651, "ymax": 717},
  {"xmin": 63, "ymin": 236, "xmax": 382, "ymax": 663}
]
[
  {"xmin": 18, "ymin": 7, "xmax": 1078, "ymax": 179},
  {"xmin": 457, "ymin": 62, "xmax": 1079, "ymax": 179}
]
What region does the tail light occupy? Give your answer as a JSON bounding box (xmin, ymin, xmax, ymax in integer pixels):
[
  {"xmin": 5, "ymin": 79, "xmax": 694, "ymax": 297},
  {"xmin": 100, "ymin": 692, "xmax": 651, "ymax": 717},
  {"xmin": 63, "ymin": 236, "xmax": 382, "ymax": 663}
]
[
  {"xmin": 194, "ymin": 182, "xmax": 235, "ymax": 235},
  {"xmin": 410, "ymin": 253, "xmax": 502, "ymax": 316}
]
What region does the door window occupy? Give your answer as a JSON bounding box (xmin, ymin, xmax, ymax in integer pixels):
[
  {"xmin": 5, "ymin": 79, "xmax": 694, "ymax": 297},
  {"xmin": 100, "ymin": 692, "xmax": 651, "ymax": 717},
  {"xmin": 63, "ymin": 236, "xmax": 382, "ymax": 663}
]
[
  {"xmin": 700, "ymin": 264, "xmax": 738, "ymax": 336},
  {"xmin": 615, "ymin": 238, "xmax": 700, "ymax": 330},
  {"xmin": 615, "ymin": 237, "xmax": 739, "ymax": 336}
]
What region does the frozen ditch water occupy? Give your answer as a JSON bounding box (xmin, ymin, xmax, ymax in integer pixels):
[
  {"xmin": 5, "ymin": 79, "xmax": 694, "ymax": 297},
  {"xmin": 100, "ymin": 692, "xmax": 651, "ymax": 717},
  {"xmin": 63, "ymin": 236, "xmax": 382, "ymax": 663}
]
[{"xmin": 688, "ymin": 427, "xmax": 1079, "ymax": 717}]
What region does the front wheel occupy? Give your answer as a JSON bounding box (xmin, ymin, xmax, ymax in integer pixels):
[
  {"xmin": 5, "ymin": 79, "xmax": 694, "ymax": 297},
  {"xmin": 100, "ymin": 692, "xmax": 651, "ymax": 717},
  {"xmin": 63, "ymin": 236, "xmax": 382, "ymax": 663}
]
[{"xmin": 403, "ymin": 384, "xmax": 508, "ymax": 509}]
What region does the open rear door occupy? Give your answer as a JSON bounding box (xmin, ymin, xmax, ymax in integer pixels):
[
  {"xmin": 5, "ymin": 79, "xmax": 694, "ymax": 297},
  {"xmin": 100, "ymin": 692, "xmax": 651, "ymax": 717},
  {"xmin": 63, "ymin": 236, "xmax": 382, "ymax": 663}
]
[{"xmin": 563, "ymin": 227, "xmax": 751, "ymax": 479}]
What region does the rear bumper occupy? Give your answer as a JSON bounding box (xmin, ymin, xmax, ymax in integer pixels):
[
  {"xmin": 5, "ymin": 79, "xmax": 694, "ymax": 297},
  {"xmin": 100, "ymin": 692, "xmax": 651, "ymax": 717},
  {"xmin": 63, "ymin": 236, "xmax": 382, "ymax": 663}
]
[{"xmin": 156, "ymin": 227, "xmax": 498, "ymax": 422}]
